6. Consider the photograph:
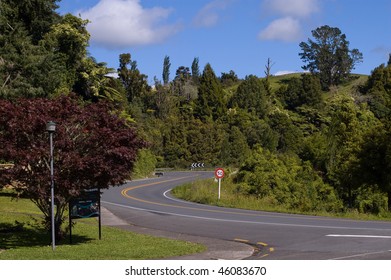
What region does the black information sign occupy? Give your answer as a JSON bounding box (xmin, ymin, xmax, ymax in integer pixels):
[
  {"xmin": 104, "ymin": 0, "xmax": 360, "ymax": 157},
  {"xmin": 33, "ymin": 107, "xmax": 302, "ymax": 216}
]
[
  {"xmin": 69, "ymin": 188, "xmax": 101, "ymax": 243},
  {"xmin": 70, "ymin": 190, "xmax": 99, "ymax": 219}
]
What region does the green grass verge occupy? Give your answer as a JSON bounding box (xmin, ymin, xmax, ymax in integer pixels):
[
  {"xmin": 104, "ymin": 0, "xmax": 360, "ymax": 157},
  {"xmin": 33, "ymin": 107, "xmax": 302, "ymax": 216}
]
[
  {"xmin": 172, "ymin": 179, "xmax": 300, "ymax": 214},
  {"xmin": 0, "ymin": 189, "xmax": 205, "ymax": 260},
  {"xmin": 172, "ymin": 179, "xmax": 391, "ymax": 221}
]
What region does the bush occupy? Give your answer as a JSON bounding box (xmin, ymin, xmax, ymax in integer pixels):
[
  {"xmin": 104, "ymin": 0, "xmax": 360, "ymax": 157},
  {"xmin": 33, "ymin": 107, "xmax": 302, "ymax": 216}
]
[
  {"xmin": 354, "ymin": 185, "xmax": 388, "ymax": 215},
  {"xmin": 132, "ymin": 149, "xmax": 157, "ymax": 178},
  {"xmin": 235, "ymin": 147, "xmax": 343, "ymax": 212}
]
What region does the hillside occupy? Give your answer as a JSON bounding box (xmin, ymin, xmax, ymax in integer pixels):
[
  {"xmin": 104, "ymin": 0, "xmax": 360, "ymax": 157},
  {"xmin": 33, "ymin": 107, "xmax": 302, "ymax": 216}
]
[
  {"xmin": 223, "ymin": 73, "xmax": 369, "ymax": 101},
  {"xmin": 268, "ymin": 73, "xmax": 368, "ymax": 94}
]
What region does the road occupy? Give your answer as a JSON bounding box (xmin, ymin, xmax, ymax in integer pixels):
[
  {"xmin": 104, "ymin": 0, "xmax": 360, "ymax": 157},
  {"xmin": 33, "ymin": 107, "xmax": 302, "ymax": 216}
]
[{"xmin": 102, "ymin": 171, "xmax": 391, "ymax": 260}]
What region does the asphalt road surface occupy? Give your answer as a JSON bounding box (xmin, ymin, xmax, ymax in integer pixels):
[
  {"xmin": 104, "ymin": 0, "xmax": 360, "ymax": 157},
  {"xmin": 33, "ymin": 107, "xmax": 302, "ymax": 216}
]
[{"xmin": 102, "ymin": 171, "xmax": 391, "ymax": 260}]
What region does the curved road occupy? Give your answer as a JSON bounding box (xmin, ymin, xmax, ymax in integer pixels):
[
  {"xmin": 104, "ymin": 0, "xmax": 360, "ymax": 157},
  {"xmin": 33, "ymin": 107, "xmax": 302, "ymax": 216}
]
[{"xmin": 102, "ymin": 171, "xmax": 391, "ymax": 260}]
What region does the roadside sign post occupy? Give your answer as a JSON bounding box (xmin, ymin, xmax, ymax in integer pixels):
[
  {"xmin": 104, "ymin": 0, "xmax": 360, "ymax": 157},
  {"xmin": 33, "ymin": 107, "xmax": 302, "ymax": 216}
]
[
  {"xmin": 218, "ymin": 178, "xmax": 221, "ymax": 200},
  {"xmin": 214, "ymin": 168, "xmax": 225, "ymax": 200},
  {"xmin": 69, "ymin": 188, "xmax": 101, "ymax": 244}
]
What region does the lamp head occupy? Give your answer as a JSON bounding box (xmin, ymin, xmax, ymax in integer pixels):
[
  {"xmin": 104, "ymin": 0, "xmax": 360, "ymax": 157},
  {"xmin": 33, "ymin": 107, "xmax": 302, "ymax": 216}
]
[{"xmin": 46, "ymin": 121, "xmax": 56, "ymax": 133}]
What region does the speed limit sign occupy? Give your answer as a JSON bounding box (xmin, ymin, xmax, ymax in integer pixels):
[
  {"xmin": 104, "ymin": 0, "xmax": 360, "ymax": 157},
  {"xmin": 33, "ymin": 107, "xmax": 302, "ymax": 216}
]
[
  {"xmin": 215, "ymin": 168, "xmax": 225, "ymax": 200},
  {"xmin": 215, "ymin": 168, "xmax": 225, "ymax": 179}
]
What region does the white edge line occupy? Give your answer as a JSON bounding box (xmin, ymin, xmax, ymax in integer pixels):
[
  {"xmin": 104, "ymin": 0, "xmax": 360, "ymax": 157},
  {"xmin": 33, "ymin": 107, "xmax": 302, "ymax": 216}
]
[
  {"xmin": 329, "ymin": 250, "xmax": 391, "ymax": 260},
  {"xmin": 327, "ymin": 234, "xmax": 391, "ymax": 239},
  {"xmin": 101, "ymin": 200, "xmax": 391, "ymax": 231},
  {"xmin": 163, "ymin": 189, "xmax": 202, "ymax": 206}
]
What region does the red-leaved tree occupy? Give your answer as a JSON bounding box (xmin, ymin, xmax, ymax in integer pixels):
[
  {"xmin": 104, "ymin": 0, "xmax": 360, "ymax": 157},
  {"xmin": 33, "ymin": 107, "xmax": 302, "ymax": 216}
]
[{"xmin": 0, "ymin": 95, "xmax": 145, "ymax": 239}]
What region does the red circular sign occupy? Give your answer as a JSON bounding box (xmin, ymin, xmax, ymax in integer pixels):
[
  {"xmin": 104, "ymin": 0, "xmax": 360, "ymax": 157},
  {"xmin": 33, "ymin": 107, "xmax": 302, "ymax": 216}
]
[{"xmin": 215, "ymin": 168, "xmax": 225, "ymax": 179}]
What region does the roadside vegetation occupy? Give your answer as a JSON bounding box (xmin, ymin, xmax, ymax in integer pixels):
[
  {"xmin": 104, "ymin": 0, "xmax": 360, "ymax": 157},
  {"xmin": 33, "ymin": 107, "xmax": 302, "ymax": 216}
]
[{"xmin": 173, "ymin": 176, "xmax": 391, "ymax": 221}]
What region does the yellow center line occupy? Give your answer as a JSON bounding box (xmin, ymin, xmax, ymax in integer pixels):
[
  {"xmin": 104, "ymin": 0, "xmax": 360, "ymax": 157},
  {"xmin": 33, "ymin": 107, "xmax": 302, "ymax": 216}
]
[
  {"xmin": 121, "ymin": 176, "xmax": 195, "ymax": 194},
  {"xmin": 121, "ymin": 177, "xmax": 279, "ymax": 258},
  {"xmin": 120, "ymin": 176, "xmax": 369, "ymax": 225},
  {"xmin": 122, "ymin": 182, "xmax": 242, "ymax": 215},
  {"xmin": 121, "ymin": 177, "xmax": 281, "ymax": 217}
]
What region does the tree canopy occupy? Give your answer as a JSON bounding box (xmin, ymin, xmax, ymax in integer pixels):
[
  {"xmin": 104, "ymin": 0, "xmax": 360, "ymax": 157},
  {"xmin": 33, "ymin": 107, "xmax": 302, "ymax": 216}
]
[
  {"xmin": 195, "ymin": 63, "xmax": 226, "ymax": 121},
  {"xmin": 299, "ymin": 25, "xmax": 363, "ymax": 89},
  {"xmin": 0, "ymin": 95, "xmax": 145, "ymax": 239},
  {"xmin": 162, "ymin": 55, "xmax": 171, "ymax": 85}
]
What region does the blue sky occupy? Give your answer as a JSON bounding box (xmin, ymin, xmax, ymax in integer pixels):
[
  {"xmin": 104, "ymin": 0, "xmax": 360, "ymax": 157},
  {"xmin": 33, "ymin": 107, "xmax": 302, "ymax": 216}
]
[{"xmin": 57, "ymin": 0, "xmax": 391, "ymax": 83}]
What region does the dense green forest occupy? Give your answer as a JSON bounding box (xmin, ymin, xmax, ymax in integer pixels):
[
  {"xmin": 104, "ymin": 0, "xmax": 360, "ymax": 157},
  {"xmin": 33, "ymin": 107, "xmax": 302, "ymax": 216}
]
[{"xmin": 2, "ymin": 1, "xmax": 391, "ymax": 215}]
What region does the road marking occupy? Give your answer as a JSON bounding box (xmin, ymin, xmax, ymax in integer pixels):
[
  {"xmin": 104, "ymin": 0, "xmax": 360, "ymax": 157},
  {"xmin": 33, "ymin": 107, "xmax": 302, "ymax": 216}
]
[
  {"xmin": 327, "ymin": 234, "xmax": 391, "ymax": 239},
  {"xmin": 104, "ymin": 199, "xmax": 391, "ymax": 231},
  {"xmin": 232, "ymin": 239, "xmax": 275, "ymax": 258},
  {"xmin": 122, "ymin": 175, "xmax": 197, "ymax": 193},
  {"xmin": 112, "ymin": 179, "xmax": 391, "ymax": 231},
  {"xmin": 329, "ymin": 250, "xmax": 391, "ymax": 260},
  {"xmin": 163, "ymin": 189, "xmax": 201, "ymax": 206},
  {"xmin": 234, "ymin": 238, "xmax": 250, "ymax": 243}
]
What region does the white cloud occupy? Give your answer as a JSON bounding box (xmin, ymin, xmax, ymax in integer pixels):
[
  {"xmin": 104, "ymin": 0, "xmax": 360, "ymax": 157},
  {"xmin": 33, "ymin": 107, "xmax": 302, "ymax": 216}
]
[
  {"xmin": 274, "ymin": 70, "xmax": 297, "ymax": 76},
  {"xmin": 193, "ymin": 0, "xmax": 233, "ymax": 28},
  {"xmin": 274, "ymin": 70, "xmax": 308, "ymax": 76},
  {"xmin": 262, "ymin": 0, "xmax": 320, "ymax": 18},
  {"xmin": 258, "ymin": 17, "xmax": 302, "ymax": 42},
  {"xmin": 78, "ymin": 0, "xmax": 182, "ymax": 48},
  {"xmin": 259, "ymin": 0, "xmax": 320, "ymax": 42}
]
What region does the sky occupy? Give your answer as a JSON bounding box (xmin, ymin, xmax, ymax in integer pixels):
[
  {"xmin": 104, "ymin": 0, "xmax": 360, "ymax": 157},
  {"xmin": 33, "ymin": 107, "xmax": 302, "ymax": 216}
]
[{"xmin": 57, "ymin": 0, "xmax": 391, "ymax": 83}]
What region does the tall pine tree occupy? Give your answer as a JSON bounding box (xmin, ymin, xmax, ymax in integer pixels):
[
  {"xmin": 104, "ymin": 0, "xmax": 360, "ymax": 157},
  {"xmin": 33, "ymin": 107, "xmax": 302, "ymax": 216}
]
[
  {"xmin": 191, "ymin": 57, "xmax": 200, "ymax": 83},
  {"xmin": 162, "ymin": 55, "xmax": 171, "ymax": 85},
  {"xmin": 195, "ymin": 63, "xmax": 226, "ymax": 121}
]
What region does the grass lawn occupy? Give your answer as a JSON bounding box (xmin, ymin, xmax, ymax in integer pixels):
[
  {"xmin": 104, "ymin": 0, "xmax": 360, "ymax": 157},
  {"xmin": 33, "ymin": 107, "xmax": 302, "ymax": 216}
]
[{"xmin": 0, "ymin": 189, "xmax": 205, "ymax": 260}]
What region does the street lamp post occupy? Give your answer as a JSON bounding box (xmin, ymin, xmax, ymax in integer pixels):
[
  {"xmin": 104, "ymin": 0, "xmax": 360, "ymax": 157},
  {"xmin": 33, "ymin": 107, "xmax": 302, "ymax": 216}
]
[{"xmin": 46, "ymin": 121, "xmax": 56, "ymax": 251}]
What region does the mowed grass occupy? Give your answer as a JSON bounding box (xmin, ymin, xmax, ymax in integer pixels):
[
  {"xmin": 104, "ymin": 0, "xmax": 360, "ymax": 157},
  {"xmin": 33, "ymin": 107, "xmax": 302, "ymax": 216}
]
[{"xmin": 0, "ymin": 190, "xmax": 205, "ymax": 260}]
